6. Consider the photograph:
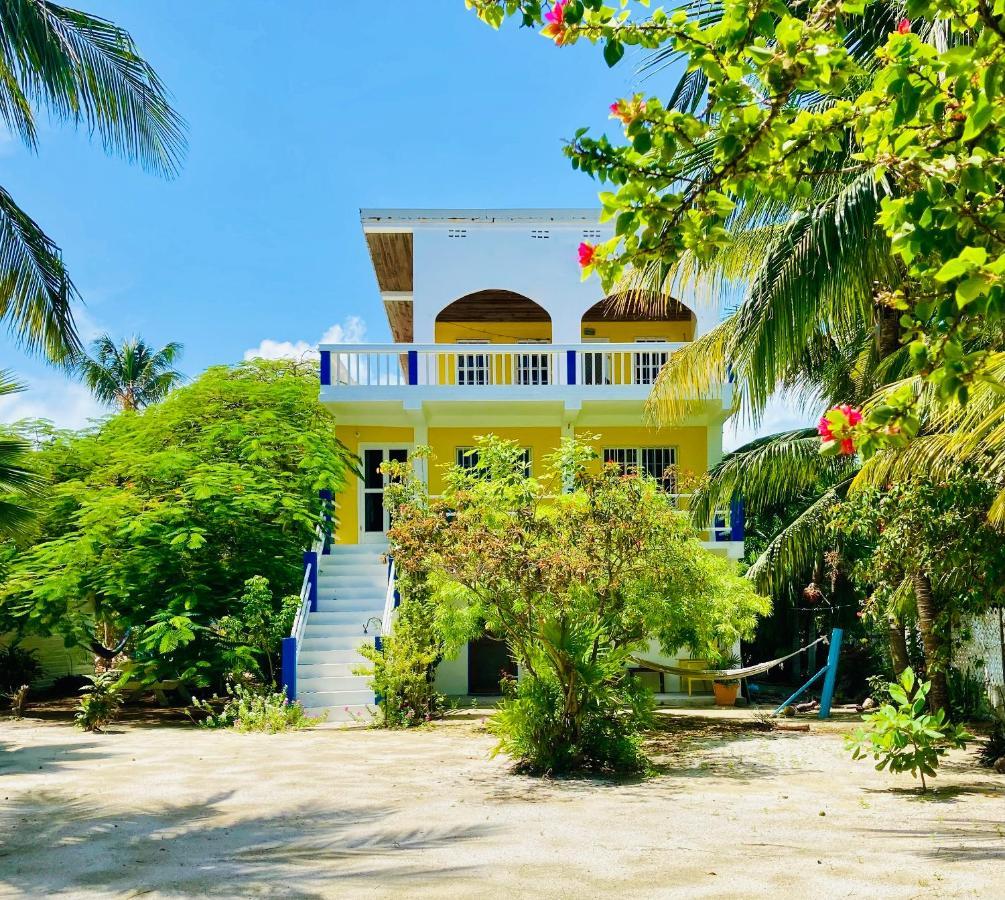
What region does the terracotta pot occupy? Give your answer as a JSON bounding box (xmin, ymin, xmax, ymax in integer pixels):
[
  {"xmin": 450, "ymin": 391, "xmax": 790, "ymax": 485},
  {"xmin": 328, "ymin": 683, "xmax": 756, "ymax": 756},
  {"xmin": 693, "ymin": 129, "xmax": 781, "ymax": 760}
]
[{"xmin": 713, "ymin": 681, "xmax": 740, "ymax": 706}]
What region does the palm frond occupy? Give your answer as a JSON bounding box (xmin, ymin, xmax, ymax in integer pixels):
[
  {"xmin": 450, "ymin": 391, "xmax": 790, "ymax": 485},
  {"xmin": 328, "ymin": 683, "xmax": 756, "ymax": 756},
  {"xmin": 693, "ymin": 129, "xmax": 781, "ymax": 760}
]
[
  {"xmin": 0, "ymin": 185, "xmax": 77, "ymax": 358},
  {"xmin": 690, "ymin": 428, "xmax": 855, "ymax": 527},
  {"xmin": 0, "ymin": 372, "xmax": 41, "ymax": 536},
  {"xmin": 0, "ymin": 0, "xmax": 187, "ymax": 175},
  {"xmin": 746, "ymin": 479, "xmax": 853, "ymax": 595}
]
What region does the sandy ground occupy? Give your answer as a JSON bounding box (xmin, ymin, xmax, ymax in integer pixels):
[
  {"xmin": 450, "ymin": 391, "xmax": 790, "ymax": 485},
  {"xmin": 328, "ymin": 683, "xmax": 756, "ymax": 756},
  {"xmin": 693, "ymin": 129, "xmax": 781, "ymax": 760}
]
[{"xmin": 1, "ymin": 709, "xmax": 1002, "ymax": 899}]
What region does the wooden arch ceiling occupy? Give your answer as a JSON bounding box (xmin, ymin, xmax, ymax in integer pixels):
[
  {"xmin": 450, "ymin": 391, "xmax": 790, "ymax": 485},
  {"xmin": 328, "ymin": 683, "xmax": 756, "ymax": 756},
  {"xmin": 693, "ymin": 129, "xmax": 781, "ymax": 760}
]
[
  {"xmin": 435, "ymin": 290, "xmax": 551, "ymax": 323},
  {"xmin": 582, "ymin": 291, "xmax": 695, "ymax": 322}
]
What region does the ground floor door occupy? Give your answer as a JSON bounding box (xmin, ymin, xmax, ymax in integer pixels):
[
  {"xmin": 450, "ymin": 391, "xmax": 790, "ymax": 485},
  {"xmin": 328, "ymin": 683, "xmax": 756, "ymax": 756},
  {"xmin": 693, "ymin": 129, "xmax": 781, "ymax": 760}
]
[
  {"xmin": 467, "ymin": 635, "xmax": 518, "ymax": 695},
  {"xmin": 359, "ymin": 446, "xmax": 409, "ymax": 543}
]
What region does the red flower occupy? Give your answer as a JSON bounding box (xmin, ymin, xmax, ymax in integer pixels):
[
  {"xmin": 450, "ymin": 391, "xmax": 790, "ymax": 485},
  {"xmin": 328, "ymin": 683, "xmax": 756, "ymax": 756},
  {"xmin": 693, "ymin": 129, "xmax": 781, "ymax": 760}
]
[
  {"xmin": 818, "ymin": 404, "xmax": 863, "ymax": 456},
  {"xmin": 542, "ymin": 0, "xmax": 571, "ymax": 44},
  {"xmin": 896, "ymin": 18, "xmax": 911, "ymax": 34},
  {"xmin": 578, "ymin": 242, "xmax": 596, "ymax": 267}
]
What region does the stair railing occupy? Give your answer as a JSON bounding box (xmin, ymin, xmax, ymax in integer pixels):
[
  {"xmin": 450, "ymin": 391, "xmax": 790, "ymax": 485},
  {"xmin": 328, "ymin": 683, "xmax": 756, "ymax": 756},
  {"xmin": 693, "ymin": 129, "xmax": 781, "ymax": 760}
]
[{"xmin": 379, "ymin": 556, "xmax": 398, "ymax": 646}]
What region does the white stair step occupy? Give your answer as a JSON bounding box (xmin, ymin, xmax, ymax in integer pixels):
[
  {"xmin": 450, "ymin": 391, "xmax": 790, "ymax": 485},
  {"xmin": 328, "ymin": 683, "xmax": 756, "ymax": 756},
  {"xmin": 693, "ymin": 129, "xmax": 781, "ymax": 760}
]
[
  {"xmin": 295, "ymin": 662, "xmax": 361, "ymax": 678},
  {"xmin": 307, "ymin": 610, "xmax": 384, "ymax": 625},
  {"xmin": 297, "ymin": 689, "xmax": 375, "ymax": 707},
  {"xmin": 304, "ymin": 626, "xmax": 377, "ymax": 640},
  {"xmin": 302, "ymin": 704, "xmax": 376, "ymax": 723},
  {"xmin": 297, "ymin": 675, "xmax": 370, "ymax": 693},
  {"xmin": 315, "ymin": 596, "xmax": 385, "ymax": 611},
  {"xmin": 297, "ymin": 649, "xmax": 369, "ymax": 666},
  {"xmin": 301, "ymin": 638, "xmax": 374, "ymax": 653}
]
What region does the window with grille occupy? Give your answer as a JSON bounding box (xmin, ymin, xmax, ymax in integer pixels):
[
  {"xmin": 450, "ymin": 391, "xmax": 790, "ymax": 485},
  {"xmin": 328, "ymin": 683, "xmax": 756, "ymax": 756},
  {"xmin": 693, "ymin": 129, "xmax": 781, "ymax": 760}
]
[
  {"xmin": 456, "ymin": 446, "xmax": 532, "ymax": 477},
  {"xmin": 582, "ymin": 339, "xmax": 611, "ymax": 385},
  {"xmin": 603, "ymin": 446, "xmax": 677, "ymax": 492},
  {"xmin": 516, "ymin": 341, "xmax": 551, "ymax": 385},
  {"xmin": 633, "ymin": 338, "xmax": 669, "ymax": 385},
  {"xmin": 455, "ymin": 341, "xmax": 490, "ymax": 385}
]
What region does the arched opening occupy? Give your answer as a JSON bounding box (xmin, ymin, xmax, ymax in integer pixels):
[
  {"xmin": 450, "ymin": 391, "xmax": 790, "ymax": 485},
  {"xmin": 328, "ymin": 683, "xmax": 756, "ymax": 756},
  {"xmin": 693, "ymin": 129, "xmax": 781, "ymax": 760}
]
[
  {"xmin": 580, "ymin": 291, "xmax": 696, "ymax": 386},
  {"xmin": 435, "ymin": 290, "xmax": 552, "ymax": 343}
]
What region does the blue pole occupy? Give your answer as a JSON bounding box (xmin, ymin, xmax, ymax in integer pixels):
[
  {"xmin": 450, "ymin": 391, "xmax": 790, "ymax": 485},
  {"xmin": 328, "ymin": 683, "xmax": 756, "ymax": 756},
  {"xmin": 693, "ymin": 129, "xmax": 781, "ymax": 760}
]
[
  {"xmin": 773, "ymin": 665, "xmax": 828, "ymax": 714},
  {"xmin": 319, "ymin": 351, "xmax": 332, "ymax": 386},
  {"xmin": 319, "ymin": 489, "xmax": 333, "ymax": 555},
  {"xmin": 281, "ymin": 636, "xmax": 296, "ymax": 701},
  {"xmin": 566, "ymin": 350, "xmax": 577, "ymax": 385},
  {"xmin": 303, "ymin": 550, "xmax": 318, "ymax": 612},
  {"xmin": 730, "ymin": 498, "xmax": 745, "ymax": 541},
  {"xmin": 407, "ymin": 350, "xmax": 418, "ymax": 386},
  {"xmin": 818, "ymin": 627, "xmax": 844, "ymax": 719}
]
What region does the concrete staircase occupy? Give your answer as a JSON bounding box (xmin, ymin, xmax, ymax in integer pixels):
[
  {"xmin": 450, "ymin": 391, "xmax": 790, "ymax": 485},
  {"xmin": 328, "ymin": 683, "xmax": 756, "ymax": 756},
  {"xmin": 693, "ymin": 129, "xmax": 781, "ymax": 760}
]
[{"xmin": 296, "ymin": 543, "xmax": 387, "ymax": 722}]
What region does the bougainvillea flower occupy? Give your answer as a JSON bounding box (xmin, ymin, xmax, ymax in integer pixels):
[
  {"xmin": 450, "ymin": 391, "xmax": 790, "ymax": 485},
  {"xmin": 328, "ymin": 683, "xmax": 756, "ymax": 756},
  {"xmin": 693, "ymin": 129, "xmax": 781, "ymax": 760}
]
[
  {"xmin": 578, "ymin": 242, "xmax": 596, "ymax": 267},
  {"xmin": 896, "ymin": 17, "xmax": 911, "ymax": 34},
  {"xmin": 609, "ymin": 96, "xmax": 647, "ymax": 125},
  {"xmin": 542, "ymin": 0, "xmax": 570, "ymax": 44},
  {"xmin": 818, "ymin": 403, "xmax": 863, "ymax": 456}
]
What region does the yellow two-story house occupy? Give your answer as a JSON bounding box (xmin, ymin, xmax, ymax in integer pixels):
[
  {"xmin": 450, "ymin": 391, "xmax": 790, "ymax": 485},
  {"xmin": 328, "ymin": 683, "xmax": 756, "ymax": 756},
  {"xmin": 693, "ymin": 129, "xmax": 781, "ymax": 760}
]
[{"xmin": 285, "ymin": 209, "xmax": 742, "ymax": 720}]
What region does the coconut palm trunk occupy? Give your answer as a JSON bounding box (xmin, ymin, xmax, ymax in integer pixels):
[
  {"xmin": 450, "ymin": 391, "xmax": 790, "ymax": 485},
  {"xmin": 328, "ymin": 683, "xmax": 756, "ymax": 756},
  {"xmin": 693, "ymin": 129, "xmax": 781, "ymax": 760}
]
[
  {"xmin": 887, "ymin": 615, "xmax": 910, "ymax": 676},
  {"xmin": 912, "ymin": 571, "xmax": 951, "ymax": 714}
]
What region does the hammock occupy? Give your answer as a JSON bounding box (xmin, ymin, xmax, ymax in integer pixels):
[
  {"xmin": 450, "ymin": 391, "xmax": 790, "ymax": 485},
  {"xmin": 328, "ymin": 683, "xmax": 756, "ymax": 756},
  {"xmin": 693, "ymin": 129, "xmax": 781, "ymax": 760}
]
[{"xmin": 629, "ymin": 634, "xmax": 828, "ymax": 681}]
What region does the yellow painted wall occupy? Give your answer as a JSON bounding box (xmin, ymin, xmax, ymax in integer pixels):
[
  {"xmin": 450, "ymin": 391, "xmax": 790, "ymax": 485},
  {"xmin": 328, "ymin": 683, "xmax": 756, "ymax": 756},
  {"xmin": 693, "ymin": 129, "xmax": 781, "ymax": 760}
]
[
  {"xmin": 334, "ymin": 424, "xmax": 414, "ymax": 545},
  {"xmin": 573, "ymin": 425, "xmax": 709, "ymax": 493},
  {"xmin": 426, "ymin": 426, "xmax": 564, "ymax": 494},
  {"xmin": 581, "ymin": 319, "xmax": 695, "ymax": 342},
  {"xmin": 434, "ymin": 321, "xmax": 552, "ymax": 344}
]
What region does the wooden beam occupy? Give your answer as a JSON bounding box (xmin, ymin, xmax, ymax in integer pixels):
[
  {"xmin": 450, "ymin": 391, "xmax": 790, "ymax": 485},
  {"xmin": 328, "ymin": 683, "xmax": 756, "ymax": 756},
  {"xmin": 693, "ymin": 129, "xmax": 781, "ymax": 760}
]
[{"xmin": 366, "ymin": 232, "xmax": 413, "ymax": 292}]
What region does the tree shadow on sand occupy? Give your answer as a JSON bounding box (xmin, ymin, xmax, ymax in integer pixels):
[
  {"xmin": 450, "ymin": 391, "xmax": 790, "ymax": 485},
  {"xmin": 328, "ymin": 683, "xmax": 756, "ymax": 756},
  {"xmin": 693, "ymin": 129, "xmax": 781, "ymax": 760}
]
[{"xmin": 0, "ymin": 788, "xmax": 497, "ymax": 896}]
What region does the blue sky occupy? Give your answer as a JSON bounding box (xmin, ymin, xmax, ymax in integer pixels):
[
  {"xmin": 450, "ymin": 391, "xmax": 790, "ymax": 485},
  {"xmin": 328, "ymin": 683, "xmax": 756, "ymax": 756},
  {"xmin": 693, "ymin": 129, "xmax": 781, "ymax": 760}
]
[{"xmin": 0, "ymin": 0, "xmax": 806, "ymax": 446}]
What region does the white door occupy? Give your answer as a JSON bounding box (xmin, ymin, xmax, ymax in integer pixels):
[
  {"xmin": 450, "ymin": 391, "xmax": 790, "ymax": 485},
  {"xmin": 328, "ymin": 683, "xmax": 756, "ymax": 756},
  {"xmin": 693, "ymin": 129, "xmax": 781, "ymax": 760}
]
[
  {"xmin": 360, "ymin": 446, "xmax": 409, "ymax": 543},
  {"xmin": 634, "ymin": 338, "xmax": 669, "ymax": 385}
]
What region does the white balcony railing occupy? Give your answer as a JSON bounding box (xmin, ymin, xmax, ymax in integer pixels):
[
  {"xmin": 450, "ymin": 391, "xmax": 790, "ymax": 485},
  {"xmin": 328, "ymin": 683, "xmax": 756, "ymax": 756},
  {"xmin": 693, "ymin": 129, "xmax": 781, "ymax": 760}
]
[{"xmin": 319, "ymin": 342, "xmax": 686, "ymax": 390}]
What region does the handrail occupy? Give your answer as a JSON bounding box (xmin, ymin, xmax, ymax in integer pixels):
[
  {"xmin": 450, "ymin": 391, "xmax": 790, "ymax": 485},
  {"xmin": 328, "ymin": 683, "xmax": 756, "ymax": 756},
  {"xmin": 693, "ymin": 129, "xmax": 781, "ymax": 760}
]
[
  {"xmin": 319, "ymin": 341, "xmax": 686, "ymax": 353},
  {"xmin": 290, "ymin": 562, "xmax": 313, "ymax": 662},
  {"xmin": 380, "ymin": 557, "xmax": 397, "ymax": 638}
]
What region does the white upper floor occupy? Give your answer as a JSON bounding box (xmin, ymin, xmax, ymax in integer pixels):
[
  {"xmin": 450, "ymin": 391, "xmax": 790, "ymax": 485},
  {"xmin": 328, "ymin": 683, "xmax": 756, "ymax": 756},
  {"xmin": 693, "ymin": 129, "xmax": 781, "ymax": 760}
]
[{"xmin": 361, "ymin": 208, "xmax": 721, "ymax": 344}]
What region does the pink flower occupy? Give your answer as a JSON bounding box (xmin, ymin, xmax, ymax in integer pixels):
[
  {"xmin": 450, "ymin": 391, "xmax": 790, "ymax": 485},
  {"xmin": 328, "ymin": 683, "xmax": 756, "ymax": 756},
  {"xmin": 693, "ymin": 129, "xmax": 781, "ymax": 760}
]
[
  {"xmin": 542, "ymin": 0, "xmax": 571, "ymax": 45},
  {"xmin": 578, "ymin": 242, "xmax": 596, "ymax": 267},
  {"xmin": 818, "ymin": 404, "xmax": 863, "ymax": 456},
  {"xmin": 896, "ymin": 18, "xmax": 911, "ymax": 34}
]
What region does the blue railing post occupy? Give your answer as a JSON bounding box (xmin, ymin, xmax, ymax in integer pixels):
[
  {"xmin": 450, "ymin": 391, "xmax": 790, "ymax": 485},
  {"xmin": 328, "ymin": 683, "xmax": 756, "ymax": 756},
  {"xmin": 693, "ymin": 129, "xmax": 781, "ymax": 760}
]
[
  {"xmin": 566, "ymin": 350, "xmax": 577, "ymax": 385},
  {"xmin": 730, "ymin": 498, "xmax": 745, "ymax": 541},
  {"xmin": 407, "ymin": 350, "xmax": 418, "ymax": 386},
  {"xmin": 303, "ymin": 550, "xmax": 318, "ymax": 612},
  {"xmin": 320, "ymin": 350, "xmax": 332, "ymax": 386},
  {"xmin": 319, "ymin": 489, "xmax": 333, "ymax": 555},
  {"xmin": 818, "ymin": 627, "xmax": 844, "ymax": 719},
  {"xmin": 281, "ymin": 636, "xmax": 297, "ymax": 701}
]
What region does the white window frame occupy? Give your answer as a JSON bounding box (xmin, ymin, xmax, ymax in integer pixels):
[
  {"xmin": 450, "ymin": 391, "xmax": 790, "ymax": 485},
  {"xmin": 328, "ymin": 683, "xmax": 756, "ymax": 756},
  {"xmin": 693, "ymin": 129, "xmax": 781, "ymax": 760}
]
[
  {"xmin": 603, "ymin": 445, "xmax": 678, "ymax": 493},
  {"xmin": 455, "ymin": 340, "xmax": 490, "ymax": 386},
  {"xmin": 456, "ymin": 446, "xmax": 532, "ymax": 478},
  {"xmin": 633, "ymin": 337, "xmax": 669, "ymax": 385},
  {"xmin": 516, "ymin": 339, "xmax": 551, "ymax": 386}
]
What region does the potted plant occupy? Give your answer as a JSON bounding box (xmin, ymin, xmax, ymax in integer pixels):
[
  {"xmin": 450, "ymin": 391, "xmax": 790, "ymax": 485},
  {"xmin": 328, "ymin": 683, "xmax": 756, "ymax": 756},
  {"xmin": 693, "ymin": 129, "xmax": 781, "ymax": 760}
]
[{"xmin": 709, "ymin": 650, "xmax": 742, "ymax": 707}]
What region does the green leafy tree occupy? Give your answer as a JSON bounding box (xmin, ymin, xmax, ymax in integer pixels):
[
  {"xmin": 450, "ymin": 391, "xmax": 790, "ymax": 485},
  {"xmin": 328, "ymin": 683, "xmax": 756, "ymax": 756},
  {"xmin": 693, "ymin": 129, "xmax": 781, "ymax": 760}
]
[
  {"xmin": 0, "ymin": 360, "xmax": 353, "ymax": 687},
  {"xmin": 832, "ymin": 477, "xmax": 1005, "ymax": 714},
  {"xmin": 467, "ymin": 0, "xmax": 1005, "ymax": 485},
  {"xmin": 848, "ymin": 667, "xmax": 971, "ymax": 792},
  {"xmin": 0, "ymin": 1, "xmax": 184, "ymax": 361},
  {"xmin": 384, "ymin": 435, "xmax": 769, "ymax": 773},
  {"xmin": 71, "ymin": 335, "xmax": 184, "ymax": 411}
]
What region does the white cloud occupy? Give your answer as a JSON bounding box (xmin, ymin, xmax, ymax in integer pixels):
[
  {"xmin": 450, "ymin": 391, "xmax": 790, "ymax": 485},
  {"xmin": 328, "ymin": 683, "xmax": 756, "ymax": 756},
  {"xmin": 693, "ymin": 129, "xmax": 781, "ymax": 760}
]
[
  {"xmin": 244, "ymin": 316, "xmax": 367, "ymax": 362},
  {"xmin": 0, "ymin": 373, "xmax": 108, "ymax": 431},
  {"xmin": 723, "ymin": 395, "xmax": 814, "ymax": 452}
]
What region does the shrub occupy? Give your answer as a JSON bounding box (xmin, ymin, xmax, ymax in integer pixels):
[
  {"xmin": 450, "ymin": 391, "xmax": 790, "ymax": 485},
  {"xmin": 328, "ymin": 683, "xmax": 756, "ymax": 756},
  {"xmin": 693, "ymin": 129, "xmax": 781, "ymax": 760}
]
[
  {"xmin": 75, "ymin": 670, "xmax": 124, "ymax": 732},
  {"xmin": 190, "ymin": 683, "xmax": 324, "ymax": 733},
  {"xmin": 7, "ymin": 684, "xmax": 30, "ymax": 718},
  {"xmin": 977, "ymin": 714, "xmax": 1005, "ymax": 768},
  {"xmin": 0, "ymin": 643, "xmax": 41, "ymax": 695},
  {"xmin": 847, "ymin": 668, "xmax": 971, "ymax": 792},
  {"xmin": 356, "ymin": 573, "xmax": 447, "ymax": 728}
]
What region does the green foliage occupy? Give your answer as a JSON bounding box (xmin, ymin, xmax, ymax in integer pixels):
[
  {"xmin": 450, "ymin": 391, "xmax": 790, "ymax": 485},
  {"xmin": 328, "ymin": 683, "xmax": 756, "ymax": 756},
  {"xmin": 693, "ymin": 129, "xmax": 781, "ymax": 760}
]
[
  {"xmin": 1, "ymin": 360, "xmax": 353, "ymax": 688},
  {"xmin": 0, "ymin": 642, "xmax": 41, "ymax": 694},
  {"xmin": 74, "ymin": 669, "xmax": 124, "ymax": 733},
  {"xmin": 977, "ymin": 714, "xmax": 1005, "ymax": 768},
  {"xmin": 847, "ymin": 668, "xmax": 971, "ymax": 792},
  {"xmin": 190, "ymin": 683, "xmax": 324, "ymax": 733},
  {"xmin": 386, "ymin": 435, "xmax": 769, "ymax": 773},
  {"xmin": 0, "ymin": 378, "xmax": 41, "ymax": 538},
  {"xmin": 213, "ymin": 576, "xmax": 299, "ymax": 686},
  {"xmin": 356, "ymin": 572, "xmax": 448, "ymax": 728},
  {"xmin": 947, "ymin": 666, "xmax": 994, "ymax": 723},
  {"xmin": 467, "ymin": 0, "xmax": 1005, "ymax": 459}
]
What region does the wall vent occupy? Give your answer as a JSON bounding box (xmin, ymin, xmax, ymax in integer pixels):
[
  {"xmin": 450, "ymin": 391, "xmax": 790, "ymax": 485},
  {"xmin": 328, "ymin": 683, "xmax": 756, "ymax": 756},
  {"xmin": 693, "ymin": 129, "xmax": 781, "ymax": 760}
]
[
  {"xmin": 447, "ymin": 228, "xmax": 468, "ymax": 239},
  {"xmin": 582, "ymin": 229, "xmax": 602, "ymax": 241},
  {"xmin": 530, "ymin": 229, "xmax": 551, "ymax": 239}
]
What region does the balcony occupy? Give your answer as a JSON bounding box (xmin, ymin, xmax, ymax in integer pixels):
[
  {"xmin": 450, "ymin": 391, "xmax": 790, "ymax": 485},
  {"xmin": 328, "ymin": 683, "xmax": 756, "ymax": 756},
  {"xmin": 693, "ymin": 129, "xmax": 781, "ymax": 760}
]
[{"xmin": 319, "ymin": 342, "xmax": 704, "ymax": 399}]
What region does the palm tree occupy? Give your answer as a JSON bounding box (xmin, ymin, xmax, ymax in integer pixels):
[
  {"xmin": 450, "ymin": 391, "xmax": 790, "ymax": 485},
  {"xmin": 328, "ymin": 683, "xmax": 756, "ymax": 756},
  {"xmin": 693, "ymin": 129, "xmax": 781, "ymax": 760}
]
[
  {"xmin": 0, "ymin": 374, "xmax": 40, "ymax": 536},
  {"xmin": 72, "ymin": 335, "xmax": 183, "ymax": 411},
  {"xmin": 0, "ymin": 1, "xmax": 185, "ymax": 362}
]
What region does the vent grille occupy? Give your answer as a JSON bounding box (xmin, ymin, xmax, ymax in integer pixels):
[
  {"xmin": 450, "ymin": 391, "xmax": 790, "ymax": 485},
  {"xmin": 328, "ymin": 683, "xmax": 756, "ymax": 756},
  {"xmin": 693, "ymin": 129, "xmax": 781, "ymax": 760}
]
[
  {"xmin": 530, "ymin": 229, "xmax": 551, "ymax": 239},
  {"xmin": 582, "ymin": 229, "xmax": 602, "ymax": 241},
  {"xmin": 447, "ymin": 228, "xmax": 467, "ymax": 239}
]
